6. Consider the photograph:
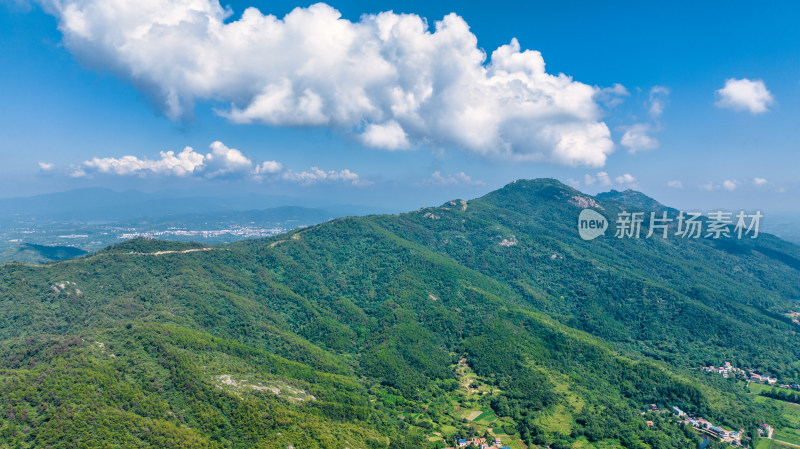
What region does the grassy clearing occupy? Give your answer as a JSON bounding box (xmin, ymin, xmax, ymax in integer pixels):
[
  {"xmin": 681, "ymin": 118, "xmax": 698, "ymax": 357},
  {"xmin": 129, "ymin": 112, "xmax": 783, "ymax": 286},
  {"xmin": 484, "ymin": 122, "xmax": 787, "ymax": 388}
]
[
  {"xmin": 750, "ymin": 383, "xmax": 799, "ymax": 396},
  {"xmin": 462, "ymin": 410, "xmax": 483, "ymax": 421},
  {"xmin": 775, "ymin": 431, "xmax": 800, "ymax": 447},
  {"xmin": 536, "ymin": 404, "xmax": 573, "ymax": 435},
  {"xmin": 474, "ymin": 410, "xmax": 497, "ymax": 424},
  {"xmin": 764, "ymin": 439, "xmax": 800, "ymax": 449},
  {"xmin": 746, "ymin": 381, "xmax": 800, "ymax": 449}
]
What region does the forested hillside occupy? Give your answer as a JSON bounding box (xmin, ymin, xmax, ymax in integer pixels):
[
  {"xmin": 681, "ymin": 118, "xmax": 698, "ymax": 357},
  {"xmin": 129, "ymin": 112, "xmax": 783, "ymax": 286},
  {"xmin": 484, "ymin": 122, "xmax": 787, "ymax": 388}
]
[{"xmin": 1, "ymin": 179, "xmax": 798, "ymax": 449}]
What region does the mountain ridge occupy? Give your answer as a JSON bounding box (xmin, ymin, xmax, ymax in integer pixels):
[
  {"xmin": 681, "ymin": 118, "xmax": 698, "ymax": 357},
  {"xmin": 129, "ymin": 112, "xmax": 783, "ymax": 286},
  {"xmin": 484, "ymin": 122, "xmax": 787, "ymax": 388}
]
[{"xmin": 0, "ymin": 178, "xmax": 798, "ymax": 448}]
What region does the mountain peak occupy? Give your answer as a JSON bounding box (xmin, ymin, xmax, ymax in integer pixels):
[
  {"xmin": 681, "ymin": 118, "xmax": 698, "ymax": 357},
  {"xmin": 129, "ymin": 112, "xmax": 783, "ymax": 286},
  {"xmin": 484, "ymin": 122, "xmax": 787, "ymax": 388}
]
[
  {"xmin": 596, "ymin": 188, "xmax": 667, "ymax": 212},
  {"xmin": 490, "ymin": 178, "xmax": 582, "ymax": 199},
  {"xmin": 473, "ymin": 178, "xmax": 602, "ymax": 215}
]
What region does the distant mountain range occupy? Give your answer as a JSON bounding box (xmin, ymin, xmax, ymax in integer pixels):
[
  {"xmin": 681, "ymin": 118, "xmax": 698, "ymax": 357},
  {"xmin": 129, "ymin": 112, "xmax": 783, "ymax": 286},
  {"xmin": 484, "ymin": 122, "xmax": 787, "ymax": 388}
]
[
  {"xmin": 1, "ymin": 179, "xmax": 798, "ymax": 448},
  {"xmin": 0, "ymin": 242, "xmax": 89, "ymax": 264},
  {"xmin": 0, "ymin": 187, "xmax": 386, "ymax": 223},
  {"xmin": 0, "ymin": 188, "xmax": 393, "ymax": 263}
]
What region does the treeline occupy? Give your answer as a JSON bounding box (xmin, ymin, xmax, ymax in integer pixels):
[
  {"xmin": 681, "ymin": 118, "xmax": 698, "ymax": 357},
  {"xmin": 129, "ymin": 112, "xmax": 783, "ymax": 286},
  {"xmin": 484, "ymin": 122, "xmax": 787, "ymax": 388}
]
[{"xmin": 761, "ymin": 388, "xmax": 800, "ymax": 404}]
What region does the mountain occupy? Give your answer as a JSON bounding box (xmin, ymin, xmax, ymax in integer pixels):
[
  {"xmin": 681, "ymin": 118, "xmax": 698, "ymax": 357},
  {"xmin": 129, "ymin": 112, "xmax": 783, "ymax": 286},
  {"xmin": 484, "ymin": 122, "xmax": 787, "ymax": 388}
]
[
  {"xmin": 0, "ymin": 243, "xmax": 88, "ymax": 264},
  {"xmin": 1, "ymin": 179, "xmax": 798, "ymax": 448},
  {"xmin": 595, "ymin": 189, "xmax": 670, "ymax": 212},
  {"xmin": 119, "ymin": 206, "xmax": 339, "ymax": 229},
  {"xmin": 0, "ymin": 202, "xmax": 380, "ymax": 264},
  {"xmin": 0, "ymin": 188, "xmax": 387, "ymax": 223},
  {"xmin": 764, "ymin": 213, "xmax": 800, "ymax": 245}
]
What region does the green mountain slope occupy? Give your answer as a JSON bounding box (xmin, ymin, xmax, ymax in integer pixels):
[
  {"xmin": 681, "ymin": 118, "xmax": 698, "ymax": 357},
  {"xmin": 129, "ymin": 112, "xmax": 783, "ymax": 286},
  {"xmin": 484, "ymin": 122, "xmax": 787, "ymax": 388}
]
[
  {"xmin": 0, "ymin": 243, "xmax": 88, "ymax": 264},
  {"xmin": 1, "ymin": 179, "xmax": 798, "ymax": 449}
]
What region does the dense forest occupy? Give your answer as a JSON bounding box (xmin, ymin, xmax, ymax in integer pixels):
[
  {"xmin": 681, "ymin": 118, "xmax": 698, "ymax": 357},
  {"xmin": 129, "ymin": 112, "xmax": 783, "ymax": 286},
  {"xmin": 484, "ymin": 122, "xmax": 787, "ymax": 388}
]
[{"xmin": 1, "ymin": 179, "xmax": 799, "ymax": 448}]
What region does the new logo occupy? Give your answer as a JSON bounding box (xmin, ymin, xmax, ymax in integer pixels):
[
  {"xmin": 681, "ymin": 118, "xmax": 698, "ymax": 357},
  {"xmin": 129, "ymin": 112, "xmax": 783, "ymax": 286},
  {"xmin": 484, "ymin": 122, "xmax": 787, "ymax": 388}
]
[{"xmin": 578, "ymin": 209, "xmax": 608, "ymax": 240}]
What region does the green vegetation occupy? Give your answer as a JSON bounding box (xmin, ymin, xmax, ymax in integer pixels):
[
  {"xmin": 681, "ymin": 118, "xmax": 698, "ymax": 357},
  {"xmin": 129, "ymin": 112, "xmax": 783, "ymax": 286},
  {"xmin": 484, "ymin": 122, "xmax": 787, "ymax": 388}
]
[
  {"xmin": 1, "ymin": 179, "xmax": 799, "ymax": 448},
  {"xmin": 0, "ymin": 243, "xmax": 88, "ymax": 264},
  {"xmin": 758, "ymin": 441, "xmax": 800, "ymax": 449},
  {"xmin": 760, "ymin": 387, "xmax": 800, "ymax": 405}
]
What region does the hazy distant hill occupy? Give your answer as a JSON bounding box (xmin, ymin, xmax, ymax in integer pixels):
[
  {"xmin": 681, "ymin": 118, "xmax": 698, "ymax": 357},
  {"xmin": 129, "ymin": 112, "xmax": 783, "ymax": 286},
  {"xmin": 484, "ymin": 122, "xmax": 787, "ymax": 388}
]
[
  {"xmin": 1, "ymin": 179, "xmax": 798, "ymax": 448},
  {"xmin": 0, "ymin": 242, "xmax": 88, "ymax": 264},
  {"xmin": 0, "ymin": 202, "xmax": 380, "ymax": 263},
  {"xmin": 121, "ymin": 206, "xmax": 338, "ymax": 229},
  {"xmin": 0, "ymin": 188, "xmax": 385, "ymax": 222},
  {"xmin": 764, "ymin": 214, "xmax": 800, "ymax": 245}
]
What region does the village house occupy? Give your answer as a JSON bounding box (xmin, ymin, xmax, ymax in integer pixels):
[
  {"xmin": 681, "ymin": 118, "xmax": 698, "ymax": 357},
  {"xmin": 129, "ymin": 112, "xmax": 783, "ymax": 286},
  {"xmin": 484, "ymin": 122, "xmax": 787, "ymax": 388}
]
[
  {"xmin": 453, "ymin": 437, "xmax": 490, "ymax": 448},
  {"xmin": 749, "ymin": 372, "xmax": 777, "ymax": 384}
]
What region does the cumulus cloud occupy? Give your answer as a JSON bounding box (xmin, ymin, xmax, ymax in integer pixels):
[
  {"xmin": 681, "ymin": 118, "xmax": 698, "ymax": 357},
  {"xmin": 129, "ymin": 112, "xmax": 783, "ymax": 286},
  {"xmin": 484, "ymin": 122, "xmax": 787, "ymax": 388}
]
[
  {"xmin": 753, "ymin": 177, "xmax": 768, "ymax": 186},
  {"xmin": 254, "ymin": 160, "xmax": 283, "ymax": 175},
  {"xmin": 575, "ymin": 171, "xmax": 637, "ymax": 189},
  {"xmin": 420, "ymin": 171, "xmax": 483, "ymax": 186},
  {"xmin": 82, "ymin": 146, "xmax": 205, "ymax": 177},
  {"xmin": 583, "ymin": 171, "xmax": 611, "ymax": 187},
  {"xmin": 615, "ymin": 173, "xmax": 637, "ymax": 186},
  {"xmin": 203, "ymin": 141, "xmax": 254, "ymax": 178},
  {"xmin": 667, "ymin": 180, "xmax": 683, "ymax": 188},
  {"xmin": 71, "ymin": 141, "xmax": 365, "ymax": 185},
  {"xmin": 715, "ymin": 78, "xmax": 774, "ymax": 114},
  {"xmin": 38, "ymin": 162, "xmax": 55, "ymax": 172},
  {"xmin": 39, "ymin": 0, "xmax": 617, "ymax": 166},
  {"xmin": 359, "ymin": 121, "xmax": 410, "ymax": 150},
  {"xmin": 596, "ymin": 171, "xmax": 612, "ymax": 186},
  {"xmin": 722, "ymin": 180, "xmax": 737, "ymax": 191},
  {"xmin": 620, "ymin": 123, "xmax": 659, "ymax": 153},
  {"xmin": 281, "ymin": 167, "xmax": 369, "ymax": 186}
]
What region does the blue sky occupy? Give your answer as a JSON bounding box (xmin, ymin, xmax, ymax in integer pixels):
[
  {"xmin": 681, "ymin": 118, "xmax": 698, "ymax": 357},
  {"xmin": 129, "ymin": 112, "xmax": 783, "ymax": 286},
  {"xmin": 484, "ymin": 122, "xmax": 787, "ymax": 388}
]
[{"xmin": 1, "ymin": 0, "xmax": 799, "ymax": 212}]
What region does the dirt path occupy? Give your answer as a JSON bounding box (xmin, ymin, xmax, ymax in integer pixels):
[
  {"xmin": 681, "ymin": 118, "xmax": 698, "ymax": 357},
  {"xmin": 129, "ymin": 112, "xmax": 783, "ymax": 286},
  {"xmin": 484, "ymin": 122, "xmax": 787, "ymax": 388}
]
[{"xmin": 128, "ymin": 248, "xmax": 214, "ymax": 256}]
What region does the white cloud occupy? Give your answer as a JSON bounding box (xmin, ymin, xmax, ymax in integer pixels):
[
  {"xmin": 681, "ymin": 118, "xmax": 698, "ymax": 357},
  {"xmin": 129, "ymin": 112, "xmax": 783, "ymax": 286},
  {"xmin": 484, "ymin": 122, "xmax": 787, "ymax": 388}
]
[
  {"xmin": 596, "ymin": 83, "xmax": 630, "ymax": 107},
  {"xmin": 753, "ymin": 177, "xmax": 768, "ymax": 186},
  {"xmin": 77, "ymin": 142, "xmax": 251, "ymax": 178},
  {"xmin": 667, "ymin": 180, "xmax": 683, "ymax": 189},
  {"xmin": 202, "ymin": 141, "xmax": 253, "ymax": 178},
  {"xmin": 722, "ymin": 180, "xmax": 737, "ymax": 191},
  {"xmin": 615, "ymin": 173, "xmax": 637, "ymax": 186},
  {"xmin": 596, "ymin": 171, "xmax": 612, "ymax": 186},
  {"xmin": 40, "ymin": 1, "xmax": 617, "ymax": 166},
  {"xmin": 82, "ymin": 146, "xmax": 206, "ymax": 177},
  {"xmin": 38, "ymin": 162, "xmax": 55, "ymax": 172},
  {"xmin": 715, "ymin": 78, "xmax": 774, "ymax": 114},
  {"xmin": 700, "ymin": 182, "xmax": 717, "ymax": 191},
  {"xmin": 281, "ymin": 167, "xmax": 369, "ymax": 186},
  {"xmin": 254, "ymin": 160, "xmax": 283, "ymax": 175},
  {"xmin": 359, "ymin": 121, "xmax": 410, "ymax": 151},
  {"xmin": 620, "ymin": 123, "xmax": 659, "ymax": 153},
  {"xmin": 72, "ymin": 141, "xmax": 365, "ymax": 185},
  {"xmin": 69, "ymin": 168, "xmax": 87, "ymax": 178},
  {"xmin": 420, "ymin": 171, "xmax": 483, "ymax": 186},
  {"xmin": 583, "ymin": 171, "xmax": 611, "ymax": 187},
  {"xmin": 648, "ymin": 86, "xmax": 669, "ymax": 118}
]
